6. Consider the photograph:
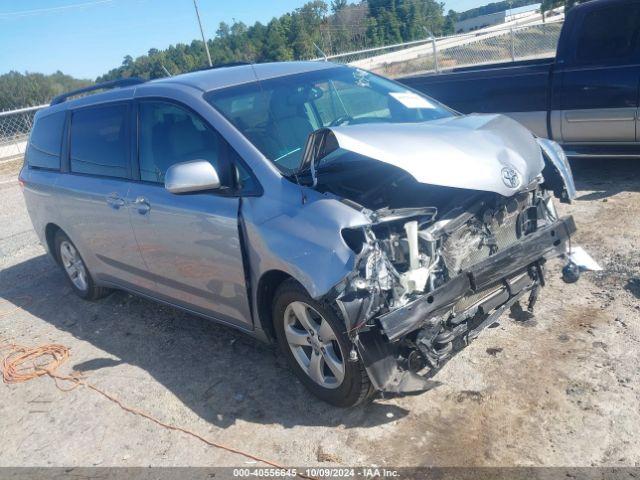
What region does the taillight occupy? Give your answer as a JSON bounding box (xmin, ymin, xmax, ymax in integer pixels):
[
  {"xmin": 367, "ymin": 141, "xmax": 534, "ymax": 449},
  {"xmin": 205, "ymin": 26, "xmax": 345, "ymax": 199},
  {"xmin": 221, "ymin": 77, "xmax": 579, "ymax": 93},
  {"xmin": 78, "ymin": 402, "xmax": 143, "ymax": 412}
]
[{"xmin": 18, "ymin": 178, "xmax": 25, "ymax": 188}]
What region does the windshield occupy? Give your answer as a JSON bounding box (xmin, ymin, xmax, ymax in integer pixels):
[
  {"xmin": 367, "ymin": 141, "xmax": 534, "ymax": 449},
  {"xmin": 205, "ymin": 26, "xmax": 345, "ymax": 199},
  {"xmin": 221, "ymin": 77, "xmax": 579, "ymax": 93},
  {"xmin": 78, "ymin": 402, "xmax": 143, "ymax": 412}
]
[{"xmin": 205, "ymin": 66, "xmax": 454, "ymax": 172}]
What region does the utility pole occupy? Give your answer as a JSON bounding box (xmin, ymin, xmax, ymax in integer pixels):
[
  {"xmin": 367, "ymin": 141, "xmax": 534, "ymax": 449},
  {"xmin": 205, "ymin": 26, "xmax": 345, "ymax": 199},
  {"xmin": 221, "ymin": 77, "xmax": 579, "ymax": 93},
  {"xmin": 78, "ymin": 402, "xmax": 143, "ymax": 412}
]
[
  {"xmin": 193, "ymin": 0, "xmax": 213, "ymax": 67},
  {"xmin": 423, "ymin": 27, "xmax": 439, "ymax": 74}
]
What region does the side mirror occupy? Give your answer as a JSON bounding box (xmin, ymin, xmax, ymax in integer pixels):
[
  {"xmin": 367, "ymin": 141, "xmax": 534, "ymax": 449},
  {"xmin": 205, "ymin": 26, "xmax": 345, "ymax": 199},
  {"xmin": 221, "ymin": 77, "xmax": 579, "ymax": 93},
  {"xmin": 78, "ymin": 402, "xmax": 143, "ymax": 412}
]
[{"xmin": 165, "ymin": 160, "xmax": 221, "ymax": 194}]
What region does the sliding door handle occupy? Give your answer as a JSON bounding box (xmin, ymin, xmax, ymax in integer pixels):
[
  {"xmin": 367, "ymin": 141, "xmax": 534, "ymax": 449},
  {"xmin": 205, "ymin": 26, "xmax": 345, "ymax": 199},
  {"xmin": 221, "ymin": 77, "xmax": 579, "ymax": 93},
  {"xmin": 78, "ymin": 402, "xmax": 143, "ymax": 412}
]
[
  {"xmin": 106, "ymin": 193, "xmax": 125, "ymax": 209},
  {"xmin": 132, "ymin": 196, "xmax": 151, "ymax": 215}
]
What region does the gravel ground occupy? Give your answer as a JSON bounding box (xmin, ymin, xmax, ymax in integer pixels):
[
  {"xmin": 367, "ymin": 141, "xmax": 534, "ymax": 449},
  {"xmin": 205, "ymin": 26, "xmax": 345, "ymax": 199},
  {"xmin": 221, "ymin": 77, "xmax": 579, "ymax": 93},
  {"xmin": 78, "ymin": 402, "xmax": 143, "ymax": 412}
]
[{"xmin": 1, "ymin": 157, "xmax": 639, "ymax": 468}]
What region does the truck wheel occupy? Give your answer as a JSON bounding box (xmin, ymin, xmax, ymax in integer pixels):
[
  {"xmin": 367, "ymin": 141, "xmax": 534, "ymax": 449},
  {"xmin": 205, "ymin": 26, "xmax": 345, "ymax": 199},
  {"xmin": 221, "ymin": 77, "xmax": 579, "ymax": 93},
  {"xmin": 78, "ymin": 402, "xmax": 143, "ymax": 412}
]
[
  {"xmin": 272, "ymin": 279, "xmax": 373, "ymax": 407},
  {"xmin": 54, "ymin": 230, "xmax": 110, "ymax": 301}
]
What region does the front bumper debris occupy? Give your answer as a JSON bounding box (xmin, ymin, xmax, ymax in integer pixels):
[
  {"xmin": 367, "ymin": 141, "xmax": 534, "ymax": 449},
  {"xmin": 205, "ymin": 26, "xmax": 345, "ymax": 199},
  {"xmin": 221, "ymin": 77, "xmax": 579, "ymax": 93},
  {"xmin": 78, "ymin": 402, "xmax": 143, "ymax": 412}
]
[
  {"xmin": 379, "ymin": 216, "xmax": 575, "ymax": 341},
  {"xmin": 355, "ymin": 215, "xmax": 576, "ymax": 393}
]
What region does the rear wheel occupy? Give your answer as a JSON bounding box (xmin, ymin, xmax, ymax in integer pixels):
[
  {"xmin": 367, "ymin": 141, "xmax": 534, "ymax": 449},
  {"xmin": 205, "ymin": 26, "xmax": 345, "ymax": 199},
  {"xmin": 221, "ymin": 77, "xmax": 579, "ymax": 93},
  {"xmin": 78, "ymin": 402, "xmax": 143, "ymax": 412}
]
[
  {"xmin": 54, "ymin": 230, "xmax": 110, "ymax": 300},
  {"xmin": 273, "ymin": 279, "xmax": 373, "ymax": 407}
]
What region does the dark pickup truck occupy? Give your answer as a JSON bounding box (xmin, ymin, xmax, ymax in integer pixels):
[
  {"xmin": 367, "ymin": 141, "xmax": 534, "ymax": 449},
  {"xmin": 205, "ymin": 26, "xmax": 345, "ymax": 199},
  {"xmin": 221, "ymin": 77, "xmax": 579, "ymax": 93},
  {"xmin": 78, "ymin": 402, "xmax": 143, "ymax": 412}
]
[{"xmin": 400, "ymin": 0, "xmax": 640, "ymax": 158}]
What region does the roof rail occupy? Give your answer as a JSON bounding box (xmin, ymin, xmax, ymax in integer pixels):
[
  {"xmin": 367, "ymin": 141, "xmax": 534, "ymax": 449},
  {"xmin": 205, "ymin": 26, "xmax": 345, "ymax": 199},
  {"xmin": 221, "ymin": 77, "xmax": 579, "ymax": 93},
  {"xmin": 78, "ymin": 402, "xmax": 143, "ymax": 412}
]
[
  {"xmin": 195, "ymin": 61, "xmax": 251, "ymax": 72},
  {"xmin": 50, "ymin": 77, "xmax": 146, "ymax": 105}
]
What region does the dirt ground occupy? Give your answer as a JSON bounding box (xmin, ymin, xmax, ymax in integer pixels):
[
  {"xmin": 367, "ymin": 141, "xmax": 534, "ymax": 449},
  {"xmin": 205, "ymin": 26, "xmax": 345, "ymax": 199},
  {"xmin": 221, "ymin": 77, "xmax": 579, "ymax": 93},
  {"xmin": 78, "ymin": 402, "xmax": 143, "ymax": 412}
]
[{"xmin": 1, "ymin": 156, "xmax": 639, "ymax": 469}]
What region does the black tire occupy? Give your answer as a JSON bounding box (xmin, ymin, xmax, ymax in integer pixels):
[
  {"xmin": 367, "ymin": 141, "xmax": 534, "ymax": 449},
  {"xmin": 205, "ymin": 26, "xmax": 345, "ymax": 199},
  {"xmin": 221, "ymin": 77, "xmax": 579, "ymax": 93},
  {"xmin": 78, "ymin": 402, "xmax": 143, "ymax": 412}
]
[
  {"xmin": 273, "ymin": 279, "xmax": 373, "ymax": 407},
  {"xmin": 54, "ymin": 230, "xmax": 111, "ymax": 301}
]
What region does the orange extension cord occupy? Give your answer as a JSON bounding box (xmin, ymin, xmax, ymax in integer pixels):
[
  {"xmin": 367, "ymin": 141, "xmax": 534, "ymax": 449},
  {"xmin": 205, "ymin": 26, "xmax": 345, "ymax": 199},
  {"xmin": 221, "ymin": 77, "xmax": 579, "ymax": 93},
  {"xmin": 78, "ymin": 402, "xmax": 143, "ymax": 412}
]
[{"xmin": 0, "ymin": 299, "xmax": 315, "ymax": 479}]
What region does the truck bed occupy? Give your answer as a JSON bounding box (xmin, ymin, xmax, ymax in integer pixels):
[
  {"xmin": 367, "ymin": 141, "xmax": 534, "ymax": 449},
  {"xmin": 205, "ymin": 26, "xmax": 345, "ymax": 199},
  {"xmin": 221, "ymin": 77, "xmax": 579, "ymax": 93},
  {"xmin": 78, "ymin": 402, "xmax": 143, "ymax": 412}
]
[{"xmin": 399, "ymin": 57, "xmax": 554, "ymax": 115}]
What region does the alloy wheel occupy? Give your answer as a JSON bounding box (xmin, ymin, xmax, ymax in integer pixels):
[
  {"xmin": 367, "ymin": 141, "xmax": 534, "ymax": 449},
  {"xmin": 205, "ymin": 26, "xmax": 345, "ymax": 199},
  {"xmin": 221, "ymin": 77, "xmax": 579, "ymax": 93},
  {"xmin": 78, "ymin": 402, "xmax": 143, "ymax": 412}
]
[
  {"xmin": 283, "ymin": 301, "xmax": 345, "ymax": 389},
  {"xmin": 59, "ymin": 240, "xmax": 88, "ymax": 292}
]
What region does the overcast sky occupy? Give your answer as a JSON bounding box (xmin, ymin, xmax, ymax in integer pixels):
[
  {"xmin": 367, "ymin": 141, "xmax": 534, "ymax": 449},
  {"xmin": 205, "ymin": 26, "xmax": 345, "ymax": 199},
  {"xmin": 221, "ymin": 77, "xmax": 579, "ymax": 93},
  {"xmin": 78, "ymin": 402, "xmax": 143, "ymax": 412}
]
[{"xmin": 0, "ymin": 0, "xmax": 490, "ymax": 79}]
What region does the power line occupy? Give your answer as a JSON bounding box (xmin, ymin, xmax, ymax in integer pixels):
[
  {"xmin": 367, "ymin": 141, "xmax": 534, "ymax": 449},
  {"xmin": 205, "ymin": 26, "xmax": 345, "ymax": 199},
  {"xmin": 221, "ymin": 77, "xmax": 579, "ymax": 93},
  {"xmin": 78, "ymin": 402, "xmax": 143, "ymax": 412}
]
[{"xmin": 0, "ymin": 0, "xmax": 114, "ymax": 19}]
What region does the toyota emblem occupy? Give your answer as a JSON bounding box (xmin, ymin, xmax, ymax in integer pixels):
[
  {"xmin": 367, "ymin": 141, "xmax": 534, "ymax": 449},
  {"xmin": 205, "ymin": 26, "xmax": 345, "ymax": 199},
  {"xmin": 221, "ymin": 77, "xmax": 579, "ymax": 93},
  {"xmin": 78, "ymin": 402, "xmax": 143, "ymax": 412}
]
[{"xmin": 501, "ymin": 167, "xmax": 521, "ymax": 189}]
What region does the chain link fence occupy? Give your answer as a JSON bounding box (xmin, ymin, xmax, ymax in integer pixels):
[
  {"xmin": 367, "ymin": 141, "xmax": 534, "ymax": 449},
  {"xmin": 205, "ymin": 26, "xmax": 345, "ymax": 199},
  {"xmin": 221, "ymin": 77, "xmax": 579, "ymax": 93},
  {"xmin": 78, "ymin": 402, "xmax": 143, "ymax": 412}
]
[
  {"xmin": 0, "ymin": 105, "xmax": 45, "ymax": 162},
  {"xmin": 327, "ymin": 19, "xmax": 564, "ymax": 78}
]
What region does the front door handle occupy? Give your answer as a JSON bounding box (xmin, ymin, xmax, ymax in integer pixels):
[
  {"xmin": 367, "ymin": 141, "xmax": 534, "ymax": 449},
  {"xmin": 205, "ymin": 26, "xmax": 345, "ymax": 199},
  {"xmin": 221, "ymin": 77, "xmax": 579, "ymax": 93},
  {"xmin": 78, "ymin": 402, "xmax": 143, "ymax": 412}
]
[
  {"xmin": 132, "ymin": 196, "xmax": 151, "ymax": 215},
  {"xmin": 106, "ymin": 192, "xmax": 125, "ymax": 209}
]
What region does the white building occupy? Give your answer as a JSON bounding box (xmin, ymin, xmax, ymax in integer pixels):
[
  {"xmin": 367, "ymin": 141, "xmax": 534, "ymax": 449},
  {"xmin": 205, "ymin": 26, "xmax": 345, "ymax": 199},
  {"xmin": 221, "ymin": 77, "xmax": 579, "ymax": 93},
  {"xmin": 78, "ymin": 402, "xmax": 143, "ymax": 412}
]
[{"xmin": 455, "ymin": 3, "xmax": 541, "ymax": 33}]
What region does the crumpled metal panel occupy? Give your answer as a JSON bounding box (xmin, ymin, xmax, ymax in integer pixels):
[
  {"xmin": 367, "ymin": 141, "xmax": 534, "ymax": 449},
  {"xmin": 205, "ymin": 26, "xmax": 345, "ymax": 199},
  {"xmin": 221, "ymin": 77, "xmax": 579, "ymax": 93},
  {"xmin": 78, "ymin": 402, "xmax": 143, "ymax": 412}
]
[
  {"xmin": 324, "ymin": 113, "xmax": 545, "ymax": 197},
  {"xmin": 241, "ymin": 178, "xmax": 370, "ymax": 302}
]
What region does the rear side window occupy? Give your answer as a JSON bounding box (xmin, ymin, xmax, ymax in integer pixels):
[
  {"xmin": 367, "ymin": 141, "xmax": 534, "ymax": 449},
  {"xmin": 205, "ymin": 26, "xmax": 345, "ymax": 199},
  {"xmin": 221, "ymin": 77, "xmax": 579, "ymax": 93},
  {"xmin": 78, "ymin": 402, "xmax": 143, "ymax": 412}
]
[
  {"xmin": 70, "ymin": 104, "xmax": 129, "ymax": 178},
  {"xmin": 575, "ymin": 6, "xmax": 640, "ymax": 64},
  {"xmin": 27, "ymin": 111, "xmax": 65, "ymax": 170}
]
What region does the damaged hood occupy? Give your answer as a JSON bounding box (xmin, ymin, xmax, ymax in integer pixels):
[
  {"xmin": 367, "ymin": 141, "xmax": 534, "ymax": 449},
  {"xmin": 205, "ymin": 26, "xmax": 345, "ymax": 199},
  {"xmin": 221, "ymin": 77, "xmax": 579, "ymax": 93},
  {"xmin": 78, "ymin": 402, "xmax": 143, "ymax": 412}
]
[{"xmin": 317, "ymin": 114, "xmax": 545, "ymax": 197}]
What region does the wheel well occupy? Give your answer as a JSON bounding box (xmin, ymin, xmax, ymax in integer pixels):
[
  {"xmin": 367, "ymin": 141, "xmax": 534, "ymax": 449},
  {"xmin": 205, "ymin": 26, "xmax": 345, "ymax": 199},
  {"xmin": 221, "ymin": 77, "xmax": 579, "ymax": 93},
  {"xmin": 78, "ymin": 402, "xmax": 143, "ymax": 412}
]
[
  {"xmin": 44, "ymin": 223, "xmax": 62, "ymax": 263},
  {"xmin": 256, "ymin": 270, "xmax": 294, "ymax": 341}
]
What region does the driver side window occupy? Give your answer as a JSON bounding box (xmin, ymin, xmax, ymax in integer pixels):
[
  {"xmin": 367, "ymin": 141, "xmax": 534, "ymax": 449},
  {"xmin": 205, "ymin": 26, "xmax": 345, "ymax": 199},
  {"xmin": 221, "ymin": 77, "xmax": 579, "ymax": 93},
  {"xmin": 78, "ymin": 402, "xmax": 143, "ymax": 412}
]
[{"xmin": 138, "ymin": 101, "xmax": 228, "ymax": 184}]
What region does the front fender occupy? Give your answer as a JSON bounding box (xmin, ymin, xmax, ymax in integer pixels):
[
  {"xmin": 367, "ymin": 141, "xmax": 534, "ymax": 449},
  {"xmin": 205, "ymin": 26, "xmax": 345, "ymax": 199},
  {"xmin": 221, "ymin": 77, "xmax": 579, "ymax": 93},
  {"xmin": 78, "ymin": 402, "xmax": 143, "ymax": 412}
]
[{"xmin": 242, "ymin": 181, "xmax": 370, "ymax": 301}]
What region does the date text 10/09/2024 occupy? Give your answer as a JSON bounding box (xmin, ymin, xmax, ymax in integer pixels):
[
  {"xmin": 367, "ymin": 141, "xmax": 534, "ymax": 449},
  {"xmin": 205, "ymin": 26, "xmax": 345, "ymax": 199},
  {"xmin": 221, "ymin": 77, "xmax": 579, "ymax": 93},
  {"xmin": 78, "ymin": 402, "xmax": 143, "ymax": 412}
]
[{"xmin": 232, "ymin": 468, "xmax": 400, "ymax": 478}]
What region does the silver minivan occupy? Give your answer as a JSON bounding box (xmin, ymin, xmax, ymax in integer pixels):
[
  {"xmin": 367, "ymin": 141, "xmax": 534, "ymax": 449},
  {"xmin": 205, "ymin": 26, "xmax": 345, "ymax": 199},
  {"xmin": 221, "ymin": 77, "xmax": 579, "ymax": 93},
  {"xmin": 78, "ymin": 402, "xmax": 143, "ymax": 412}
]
[{"xmin": 20, "ymin": 62, "xmax": 585, "ymax": 406}]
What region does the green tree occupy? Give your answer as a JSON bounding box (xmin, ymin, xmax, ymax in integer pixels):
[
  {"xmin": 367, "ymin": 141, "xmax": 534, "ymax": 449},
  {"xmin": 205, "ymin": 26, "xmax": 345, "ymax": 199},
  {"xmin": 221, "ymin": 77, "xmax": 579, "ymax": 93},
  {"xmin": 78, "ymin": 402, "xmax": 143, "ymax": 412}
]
[
  {"xmin": 331, "ymin": 0, "xmax": 348, "ymax": 13},
  {"xmin": 0, "ymin": 71, "xmax": 92, "ymax": 110},
  {"xmin": 216, "ymin": 22, "xmax": 231, "ymax": 38},
  {"xmin": 443, "ymin": 10, "xmax": 459, "ymax": 35},
  {"xmin": 264, "ymin": 18, "xmax": 293, "ymax": 61}
]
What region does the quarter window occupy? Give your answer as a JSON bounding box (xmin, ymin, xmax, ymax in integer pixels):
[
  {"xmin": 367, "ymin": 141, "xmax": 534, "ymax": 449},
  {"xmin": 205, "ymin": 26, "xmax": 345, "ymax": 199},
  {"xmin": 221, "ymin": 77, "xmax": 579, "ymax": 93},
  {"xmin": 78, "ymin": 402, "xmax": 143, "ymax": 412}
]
[
  {"xmin": 27, "ymin": 111, "xmax": 65, "ymax": 170},
  {"xmin": 138, "ymin": 102, "xmax": 227, "ymax": 184},
  {"xmin": 70, "ymin": 104, "xmax": 129, "ymax": 178},
  {"xmin": 575, "ymin": 6, "xmax": 640, "ymax": 64}
]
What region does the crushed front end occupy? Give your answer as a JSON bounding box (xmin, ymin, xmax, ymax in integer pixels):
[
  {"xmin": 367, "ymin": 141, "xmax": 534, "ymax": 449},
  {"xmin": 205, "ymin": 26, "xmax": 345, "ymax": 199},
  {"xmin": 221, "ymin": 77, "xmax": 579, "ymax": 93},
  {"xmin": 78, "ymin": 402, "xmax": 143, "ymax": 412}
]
[
  {"xmin": 299, "ymin": 118, "xmax": 587, "ymax": 393},
  {"xmin": 328, "ymin": 183, "xmax": 574, "ymax": 392}
]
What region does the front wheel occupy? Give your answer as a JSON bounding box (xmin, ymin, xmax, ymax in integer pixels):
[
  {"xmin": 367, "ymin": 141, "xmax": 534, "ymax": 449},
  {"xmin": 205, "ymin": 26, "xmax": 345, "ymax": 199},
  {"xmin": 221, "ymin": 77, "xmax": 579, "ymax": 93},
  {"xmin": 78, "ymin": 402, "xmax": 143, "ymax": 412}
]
[{"xmin": 273, "ymin": 279, "xmax": 373, "ymax": 407}]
